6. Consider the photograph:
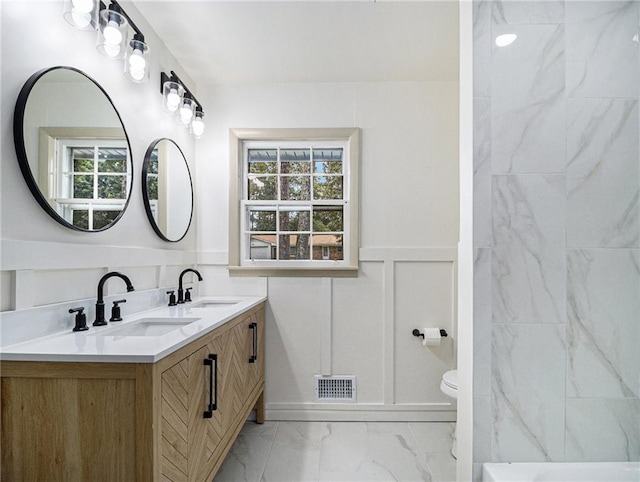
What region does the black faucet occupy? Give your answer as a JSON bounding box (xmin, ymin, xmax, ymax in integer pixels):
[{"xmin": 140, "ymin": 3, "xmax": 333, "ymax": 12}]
[
  {"xmin": 93, "ymin": 272, "xmax": 135, "ymax": 326},
  {"xmin": 177, "ymin": 268, "xmax": 203, "ymax": 304}
]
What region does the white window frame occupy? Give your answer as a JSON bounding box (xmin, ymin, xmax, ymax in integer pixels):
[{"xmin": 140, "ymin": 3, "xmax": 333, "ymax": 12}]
[
  {"xmin": 37, "ymin": 127, "xmax": 130, "ymax": 230},
  {"xmin": 229, "ymin": 128, "xmax": 360, "ymax": 277},
  {"xmin": 241, "ymin": 140, "xmax": 348, "ymax": 266}
]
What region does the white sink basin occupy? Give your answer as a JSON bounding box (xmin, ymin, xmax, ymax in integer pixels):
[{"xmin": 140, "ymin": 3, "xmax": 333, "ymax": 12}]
[{"xmin": 94, "ymin": 317, "xmax": 201, "ymax": 337}]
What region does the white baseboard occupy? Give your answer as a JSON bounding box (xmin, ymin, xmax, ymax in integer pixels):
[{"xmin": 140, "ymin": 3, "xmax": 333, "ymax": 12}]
[
  {"xmin": 265, "ymin": 410, "xmax": 456, "ymax": 422},
  {"xmin": 262, "ymin": 403, "xmax": 457, "ymax": 422}
]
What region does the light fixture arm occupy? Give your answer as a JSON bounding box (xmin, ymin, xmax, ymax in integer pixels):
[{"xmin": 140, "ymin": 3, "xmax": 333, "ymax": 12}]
[
  {"xmin": 108, "ymin": 0, "xmax": 144, "ymax": 42},
  {"xmin": 160, "ymin": 70, "xmax": 204, "ymax": 114}
]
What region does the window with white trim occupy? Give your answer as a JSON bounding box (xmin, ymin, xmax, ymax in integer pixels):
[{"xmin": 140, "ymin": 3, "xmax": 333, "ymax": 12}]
[
  {"xmin": 229, "ymin": 129, "xmax": 359, "ymax": 276},
  {"xmin": 55, "ymin": 138, "xmax": 129, "ymax": 230}
]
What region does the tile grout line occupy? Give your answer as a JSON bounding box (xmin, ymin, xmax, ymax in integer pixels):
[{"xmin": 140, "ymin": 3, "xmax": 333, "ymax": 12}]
[
  {"xmin": 408, "ymin": 422, "xmax": 436, "ymax": 480},
  {"xmin": 258, "ymin": 421, "xmax": 280, "ymax": 482},
  {"xmin": 316, "ymin": 421, "xmax": 327, "ymax": 482}
]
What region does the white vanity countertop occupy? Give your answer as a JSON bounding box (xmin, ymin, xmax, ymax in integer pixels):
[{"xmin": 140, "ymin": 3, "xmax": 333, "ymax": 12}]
[{"xmin": 0, "ymin": 296, "xmax": 266, "ymax": 363}]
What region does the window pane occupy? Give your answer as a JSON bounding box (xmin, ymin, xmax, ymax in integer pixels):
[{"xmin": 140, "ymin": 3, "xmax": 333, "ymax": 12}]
[
  {"xmin": 249, "ymin": 210, "xmax": 276, "ymax": 231},
  {"xmin": 73, "ymin": 157, "xmax": 93, "ymax": 173},
  {"xmin": 313, "ymin": 206, "xmax": 343, "ymax": 232},
  {"xmin": 278, "ymin": 234, "xmax": 293, "ymax": 260},
  {"xmin": 279, "ymin": 234, "xmax": 310, "ymax": 260},
  {"xmin": 312, "ymin": 234, "xmax": 343, "ymax": 260},
  {"xmin": 281, "ymin": 149, "xmax": 311, "ymax": 174},
  {"xmin": 73, "ymin": 175, "xmax": 94, "ymax": 198},
  {"xmin": 314, "ymin": 160, "xmax": 342, "ymax": 174},
  {"xmin": 147, "ymin": 176, "xmax": 158, "ymax": 201},
  {"xmin": 281, "ymin": 160, "xmax": 311, "ymax": 174},
  {"xmin": 313, "ymin": 148, "xmax": 343, "ymax": 174},
  {"xmin": 279, "ymin": 210, "xmax": 310, "ymax": 232},
  {"xmin": 94, "ymin": 210, "xmax": 119, "ymax": 230},
  {"xmin": 313, "ymin": 148, "xmax": 343, "ymax": 161},
  {"xmin": 98, "ymin": 148, "xmax": 127, "ymax": 172},
  {"xmin": 281, "ymin": 176, "xmax": 310, "ymax": 201},
  {"xmin": 98, "ymin": 175, "xmax": 127, "ymax": 199},
  {"xmin": 295, "ymin": 233, "xmax": 311, "ymax": 260},
  {"xmin": 250, "ymin": 234, "xmax": 276, "ymax": 260},
  {"xmin": 73, "ymin": 210, "xmax": 89, "ymax": 229},
  {"xmin": 314, "ymin": 176, "xmax": 343, "ymax": 200},
  {"xmin": 239, "ymin": 137, "xmax": 353, "ymax": 268},
  {"xmin": 249, "ymin": 149, "xmax": 277, "ymax": 174},
  {"xmin": 148, "ymin": 151, "xmax": 159, "ymax": 174},
  {"xmin": 248, "ymin": 176, "xmax": 277, "ymax": 200}
]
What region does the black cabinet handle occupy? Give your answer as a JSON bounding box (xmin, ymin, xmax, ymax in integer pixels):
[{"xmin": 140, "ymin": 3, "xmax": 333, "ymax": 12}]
[
  {"xmin": 249, "ymin": 322, "xmax": 257, "ymax": 363},
  {"xmin": 203, "ymin": 354, "xmax": 217, "ymax": 418}
]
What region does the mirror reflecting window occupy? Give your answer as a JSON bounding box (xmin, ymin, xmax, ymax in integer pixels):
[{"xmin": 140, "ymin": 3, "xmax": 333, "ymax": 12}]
[
  {"xmin": 14, "ymin": 66, "xmax": 132, "ymax": 231},
  {"xmin": 142, "ymin": 138, "xmax": 193, "ymax": 242}
]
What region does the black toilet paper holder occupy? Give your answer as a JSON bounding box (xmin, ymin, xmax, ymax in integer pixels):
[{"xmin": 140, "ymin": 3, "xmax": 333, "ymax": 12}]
[{"xmin": 412, "ymin": 328, "xmax": 448, "ymax": 339}]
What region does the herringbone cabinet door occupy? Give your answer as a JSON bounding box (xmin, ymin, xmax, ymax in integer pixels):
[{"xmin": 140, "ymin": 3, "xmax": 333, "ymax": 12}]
[
  {"xmin": 161, "ymin": 358, "xmax": 190, "ymax": 481},
  {"xmin": 244, "ymin": 311, "xmax": 264, "ymax": 399},
  {"xmin": 191, "ymin": 337, "xmax": 230, "ymax": 482},
  {"xmin": 159, "ymin": 308, "xmax": 265, "ymax": 482},
  {"xmin": 160, "ymin": 337, "xmax": 231, "ymax": 482}
]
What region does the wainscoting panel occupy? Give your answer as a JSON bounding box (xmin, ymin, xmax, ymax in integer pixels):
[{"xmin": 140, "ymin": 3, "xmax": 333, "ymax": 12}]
[{"xmin": 198, "ymin": 247, "xmax": 457, "ymax": 421}]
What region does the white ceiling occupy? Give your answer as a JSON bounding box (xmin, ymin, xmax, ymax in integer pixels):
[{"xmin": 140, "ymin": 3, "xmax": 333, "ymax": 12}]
[{"xmin": 131, "ymin": 1, "xmax": 460, "ymax": 87}]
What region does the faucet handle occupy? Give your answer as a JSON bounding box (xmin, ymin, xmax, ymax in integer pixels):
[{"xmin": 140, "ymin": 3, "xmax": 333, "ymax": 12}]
[
  {"xmin": 166, "ymin": 290, "xmax": 177, "ymax": 306},
  {"xmin": 110, "ymin": 299, "xmax": 126, "ymax": 322},
  {"xmin": 69, "ymin": 307, "xmax": 88, "ymax": 332},
  {"xmin": 185, "ymin": 287, "xmax": 193, "ymax": 302}
]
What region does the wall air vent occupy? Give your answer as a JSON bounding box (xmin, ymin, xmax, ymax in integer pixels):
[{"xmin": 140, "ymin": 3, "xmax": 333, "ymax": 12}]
[{"xmin": 314, "ymin": 375, "xmax": 356, "ymax": 402}]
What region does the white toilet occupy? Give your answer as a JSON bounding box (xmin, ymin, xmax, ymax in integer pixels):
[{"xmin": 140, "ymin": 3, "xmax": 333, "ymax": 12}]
[{"xmin": 440, "ymin": 369, "xmax": 458, "ymax": 458}]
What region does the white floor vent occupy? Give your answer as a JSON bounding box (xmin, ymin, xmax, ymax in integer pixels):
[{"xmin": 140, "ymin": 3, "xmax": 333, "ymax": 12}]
[{"xmin": 314, "ymin": 375, "xmax": 356, "ymax": 402}]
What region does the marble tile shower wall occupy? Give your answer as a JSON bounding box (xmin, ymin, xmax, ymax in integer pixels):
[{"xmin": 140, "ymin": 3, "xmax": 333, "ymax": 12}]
[{"xmin": 472, "ymin": 0, "xmax": 640, "ymax": 475}]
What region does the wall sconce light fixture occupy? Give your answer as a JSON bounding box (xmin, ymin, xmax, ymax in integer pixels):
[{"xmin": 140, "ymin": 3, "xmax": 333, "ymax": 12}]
[
  {"xmin": 125, "ymin": 33, "xmax": 150, "ymax": 83},
  {"xmin": 63, "ymin": 0, "xmax": 100, "ymax": 30},
  {"xmin": 179, "ymin": 96, "xmax": 196, "ymax": 126},
  {"xmin": 96, "ymin": 1, "xmax": 128, "ymax": 59},
  {"xmin": 161, "ymin": 71, "xmax": 206, "ymax": 139},
  {"xmin": 162, "ymin": 79, "xmax": 185, "ymax": 113},
  {"xmin": 64, "ymin": 0, "xmax": 149, "ymax": 83},
  {"xmin": 191, "ymin": 108, "xmax": 205, "ymax": 139},
  {"xmin": 96, "ymin": 1, "xmax": 150, "ymax": 82}
]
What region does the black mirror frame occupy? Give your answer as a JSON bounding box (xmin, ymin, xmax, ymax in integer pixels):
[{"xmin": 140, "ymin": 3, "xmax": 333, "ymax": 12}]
[
  {"xmin": 13, "ymin": 66, "xmax": 134, "ymax": 232},
  {"xmin": 142, "ymin": 138, "xmax": 194, "ymax": 243}
]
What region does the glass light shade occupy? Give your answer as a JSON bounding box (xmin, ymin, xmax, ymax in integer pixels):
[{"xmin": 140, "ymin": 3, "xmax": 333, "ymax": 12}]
[
  {"xmin": 178, "ymin": 97, "xmax": 195, "ymax": 126},
  {"xmin": 96, "ymin": 8, "xmax": 128, "ymax": 59},
  {"xmin": 125, "ymin": 38, "xmax": 149, "ymax": 83},
  {"xmin": 63, "ymin": 0, "xmax": 99, "ymax": 30},
  {"xmin": 191, "ymin": 110, "xmax": 205, "ymax": 138},
  {"xmin": 162, "ymin": 81, "xmax": 184, "ymax": 113}
]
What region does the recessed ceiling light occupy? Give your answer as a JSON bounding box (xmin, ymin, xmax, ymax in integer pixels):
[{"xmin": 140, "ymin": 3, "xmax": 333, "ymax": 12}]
[{"xmin": 495, "ymin": 34, "xmax": 517, "ymax": 47}]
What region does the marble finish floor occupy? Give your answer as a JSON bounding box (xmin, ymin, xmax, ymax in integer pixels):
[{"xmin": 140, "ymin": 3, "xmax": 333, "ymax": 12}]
[{"xmin": 213, "ymin": 421, "xmax": 457, "ymax": 482}]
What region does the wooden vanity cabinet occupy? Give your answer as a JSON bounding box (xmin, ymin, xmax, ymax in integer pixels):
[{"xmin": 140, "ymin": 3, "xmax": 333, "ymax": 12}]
[{"xmin": 1, "ymin": 302, "xmax": 265, "ymax": 482}]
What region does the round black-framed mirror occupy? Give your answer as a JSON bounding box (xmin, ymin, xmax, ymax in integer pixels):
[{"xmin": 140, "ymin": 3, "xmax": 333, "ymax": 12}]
[
  {"xmin": 142, "ymin": 138, "xmax": 194, "ymax": 242},
  {"xmin": 13, "ymin": 66, "xmax": 133, "ymax": 232}
]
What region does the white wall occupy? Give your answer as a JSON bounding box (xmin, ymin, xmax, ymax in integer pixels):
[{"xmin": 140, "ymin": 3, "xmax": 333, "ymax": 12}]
[
  {"xmin": 0, "ymin": 1, "xmax": 198, "ymax": 312},
  {"xmin": 196, "ymin": 81, "xmax": 460, "ymax": 419},
  {"xmin": 1, "ymin": 1, "xmax": 461, "ymax": 422},
  {"xmin": 24, "ymin": 80, "xmax": 122, "ymax": 172}
]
